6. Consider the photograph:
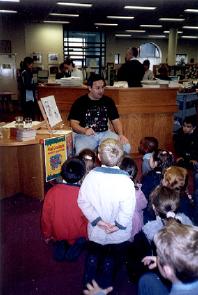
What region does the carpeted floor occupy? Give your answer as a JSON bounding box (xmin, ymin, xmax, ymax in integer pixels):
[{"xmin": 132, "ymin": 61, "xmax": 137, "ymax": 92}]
[{"xmin": 0, "ymin": 194, "xmax": 138, "ymax": 295}]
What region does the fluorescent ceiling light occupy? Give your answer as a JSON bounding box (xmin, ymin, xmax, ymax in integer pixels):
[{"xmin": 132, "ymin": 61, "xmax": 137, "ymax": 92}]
[
  {"xmin": 140, "ymin": 24, "xmax": 162, "ymax": 28},
  {"xmin": 181, "ymin": 36, "xmax": 198, "ymax": 39},
  {"xmin": 115, "ymin": 34, "xmax": 131, "ymax": 37},
  {"xmin": 0, "ymin": 9, "xmax": 17, "ymax": 13},
  {"xmin": 49, "ymin": 13, "xmax": 79, "ymax": 17},
  {"xmin": 159, "ymin": 18, "xmax": 185, "ymax": 22},
  {"xmin": 148, "ymin": 35, "xmax": 166, "ymax": 38},
  {"xmin": 124, "ymin": 6, "xmax": 156, "ymax": 10},
  {"xmin": 43, "ymin": 20, "xmax": 70, "ymax": 24},
  {"xmin": 126, "ymin": 29, "xmax": 145, "ymax": 33},
  {"xmin": 184, "ymin": 9, "xmax": 198, "ymax": 13},
  {"xmin": 164, "ymin": 31, "xmax": 183, "ymax": 34},
  {"xmin": 183, "ymin": 26, "xmax": 198, "ymax": 30},
  {"xmin": 0, "ymin": 0, "xmax": 20, "ymax": 2},
  {"xmin": 57, "ymin": 2, "xmax": 92, "ymax": 7},
  {"xmin": 107, "ymin": 16, "xmax": 134, "ymax": 20},
  {"xmin": 94, "ymin": 23, "xmax": 118, "ymax": 26}
]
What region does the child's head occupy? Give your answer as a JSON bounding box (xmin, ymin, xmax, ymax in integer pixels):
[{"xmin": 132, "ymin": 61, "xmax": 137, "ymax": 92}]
[
  {"xmin": 138, "ymin": 136, "xmax": 158, "ymax": 155},
  {"xmin": 154, "ymin": 220, "xmax": 198, "ymax": 283},
  {"xmin": 98, "ymin": 138, "xmax": 123, "ymax": 167},
  {"xmin": 61, "ymin": 157, "xmax": 86, "ymax": 184},
  {"xmin": 150, "ymin": 149, "xmax": 175, "ymax": 172},
  {"xmin": 182, "ymin": 116, "xmax": 197, "ymax": 134},
  {"xmin": 78, "ymin": 148, "xmax": 96, "ymax": 173},
  {"xmin": 150, "ymin": 185, "xmax": 180, "ymax": 219},
  {"xmin": 119, "ymin": 156, "xmax": 138, "ymax": 181},
  {"xmin": 162, "ymin": 166, "xmax": 188, "ymax": 192}
]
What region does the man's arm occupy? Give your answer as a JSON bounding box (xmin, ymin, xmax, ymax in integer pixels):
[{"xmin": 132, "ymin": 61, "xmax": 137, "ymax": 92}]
[
  {"xmin": 70, "ymin": 119, "xmax": 95, "ymax": 136},
  {"xmin": 111, "ymin": 118, "xmax": 129, "ymax": 144}
]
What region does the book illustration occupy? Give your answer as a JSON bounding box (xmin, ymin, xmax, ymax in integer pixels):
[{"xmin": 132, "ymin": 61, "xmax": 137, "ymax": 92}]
[{"xmin": 40, "ymin": 95, "xmax": 62, "ymax": 128}]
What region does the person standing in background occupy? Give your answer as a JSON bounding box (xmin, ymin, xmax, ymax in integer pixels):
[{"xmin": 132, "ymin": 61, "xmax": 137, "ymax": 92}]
[
  {"xmin": 117, "ymin": 47, "xmax": 144, "ymax": 87},
  {"xmin": 143, "ymin": 59, "xmax": 154, "ymax": 80},
  {"xmin": 20, "ymin": 56, "xmax": 37, "ymax": 119}
]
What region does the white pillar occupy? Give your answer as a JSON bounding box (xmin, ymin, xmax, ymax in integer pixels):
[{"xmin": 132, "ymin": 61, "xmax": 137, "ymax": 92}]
[{"xmin": 167, "ymin": 28, "xmax": 178, "ymax": 66}]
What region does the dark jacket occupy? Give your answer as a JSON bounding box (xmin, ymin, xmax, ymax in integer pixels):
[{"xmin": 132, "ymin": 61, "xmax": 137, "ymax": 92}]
[{"xmin": 117, "ymin": 59, "xmax": 144, "ymax": 87}]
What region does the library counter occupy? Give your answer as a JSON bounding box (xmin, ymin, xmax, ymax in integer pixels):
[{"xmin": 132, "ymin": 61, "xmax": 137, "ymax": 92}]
[{"xmin": 38, "ymin": 85, "xmax": 178, "ymax": 153}]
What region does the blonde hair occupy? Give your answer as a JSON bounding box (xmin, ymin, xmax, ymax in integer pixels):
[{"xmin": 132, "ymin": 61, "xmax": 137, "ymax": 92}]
[
  {"xmin": 162, "ymin": 166, "xmax": 187, "ymax": 191},
  {"xmin": 98, "ymin": 138, "xmax": 123, "ymax": 167},
  {"xmin": 154, "ymin": 220, "xmax": 198, "ymax": 283}
]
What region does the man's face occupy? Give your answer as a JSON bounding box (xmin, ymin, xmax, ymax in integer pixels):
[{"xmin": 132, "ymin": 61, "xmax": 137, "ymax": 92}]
[
  {"xmin": 182, "ymin": 122, "xmax": 194, "ymax": 134},
  {"xmin": 89, "ymin": 80, "xmax": 105, "ymax": 100}
]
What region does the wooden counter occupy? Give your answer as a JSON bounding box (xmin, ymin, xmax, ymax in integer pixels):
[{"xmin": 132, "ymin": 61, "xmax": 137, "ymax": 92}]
[{"xmin": 38, "ymin": 85, "xmax": 178, "ymax": 153}]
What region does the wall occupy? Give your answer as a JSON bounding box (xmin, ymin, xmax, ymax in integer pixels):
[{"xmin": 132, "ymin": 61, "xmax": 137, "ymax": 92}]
[{"xmin": 1, "ymin": 20, "xmax": 198, "ymax": 69}]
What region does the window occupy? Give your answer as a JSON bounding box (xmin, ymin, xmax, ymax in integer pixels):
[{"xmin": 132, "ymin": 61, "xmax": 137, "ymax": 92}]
[
  {"xmin": 63, "ymin": 30, "xmax": 106, "ymax": 77},
  {"xmin": 139, "ymin": 42, "xmax": 161, "ymax": 71}
]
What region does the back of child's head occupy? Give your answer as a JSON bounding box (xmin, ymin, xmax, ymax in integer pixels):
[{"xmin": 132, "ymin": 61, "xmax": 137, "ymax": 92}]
[
  {"xmin": 119, "ymin": 155, "xmax": 138, "ymax": 180},
  {"xmin": 78, "ymin": 148, "xmax": 96, "ymax": 173},
  {"xmin": 138, "ymin": 136, "xmax": 159, "ymax": 155},
  {"xmin": 150, "ymin": 149, "xmax": 175, "ymax": 172},
  {"xmin": 98, "ymin": 138, "xmax": 123, "ymax": 167},
  {"xmin": 150, "ymin": 185, "xmax": 180, "ymax": 219},
  {"xmin": 61, "ymin": 156, "xmax": 86, "ymax": 184},
  {"xmin": 162, "ymin": 166, "xmax": 188, "ymax": 192},
  {"xmin": 154, "ymin": 220, "xmax": 198, "ymax": 283}
]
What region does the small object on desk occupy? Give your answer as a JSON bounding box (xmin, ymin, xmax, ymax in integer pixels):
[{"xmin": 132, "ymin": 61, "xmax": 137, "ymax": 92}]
[
  {"xmin": 16, "ymin": 128, "xmax": 36, "ymax": 141},
  {"xmin": 24, "ymin": 117, "xmax": 33, "ymax": 129},
  {"xmin": 15, "ymin": 116, "xmax": 24, "ymax": 128}
]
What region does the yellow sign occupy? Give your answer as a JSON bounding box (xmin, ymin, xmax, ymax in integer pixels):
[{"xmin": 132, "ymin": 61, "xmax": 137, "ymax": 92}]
[{"xmin": 44, "ymin": 136, "xmax": 67, "ymax": 182}]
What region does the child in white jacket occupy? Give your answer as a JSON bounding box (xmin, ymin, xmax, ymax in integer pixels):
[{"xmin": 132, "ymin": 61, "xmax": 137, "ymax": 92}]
[{"xmin": 78, "ymin": 138, "xmax": 136, "ymax": 290}]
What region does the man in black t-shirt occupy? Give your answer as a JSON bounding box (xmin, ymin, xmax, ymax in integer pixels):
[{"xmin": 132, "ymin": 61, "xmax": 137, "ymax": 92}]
[{"xmin": 68, "ymin": 74, "xmax": 131, "ymax": 154}]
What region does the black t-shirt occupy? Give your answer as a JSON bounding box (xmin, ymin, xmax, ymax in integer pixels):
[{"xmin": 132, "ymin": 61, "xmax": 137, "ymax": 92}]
[{"xmin": 68, "ymin": 94, "xmax": 119, "ymax": 132}]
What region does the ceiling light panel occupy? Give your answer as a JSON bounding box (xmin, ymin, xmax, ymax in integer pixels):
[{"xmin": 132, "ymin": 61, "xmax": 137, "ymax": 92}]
[
  {"xmin": 115, "ymin": 34, "xmax": 132, "ymax": 37},
  {"xmin": 0, "ymin": 9, "xmax": 17, "ymax": 13},
  {"xmin": 43, "ymin": 20, "xmax": 70, "ymax": 24},
  {"xmin": 126, "ymin": 30, "xmax": 146, "ymax": 33},
  {"xmin": 159, "ymin": 18, "xmax": 185, "ymax": 22},
  {"xmin": 57, "ymin": 2, "xmax": 92, "ymax": 7},
  {"xmin": 124, "ymin": 6, "xmax": 156, "ymax": 10},
  {"xmin": 49, "ymin": 13, "xmax": 79, "ymax": 17},
  {"xmin": 107, "ymin": 16, "xmax": 134, "ymax": 20},
  {"xmin": 94, "ymin": 23, "xmax": 118, "ymax": 26},
  {"xmin": 140, "ymin": 25, "xmax": 162, "ymax": 28},
  {"xmin": 184, "ymin": 9, "xmax": 198, "ymax": 13},
  {"xmin": 183, "ymin": 26, "xmax": 198, "ymax": 29}
]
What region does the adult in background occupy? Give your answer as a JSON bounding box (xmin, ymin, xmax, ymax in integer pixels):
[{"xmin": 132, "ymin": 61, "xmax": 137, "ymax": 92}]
[
  {"xmin": 143, "ymin": 59, "xmax": 154, "ymax": 80},
  {"xmin": 55, "ymin": 61, "xmax": 71, "ymax": 79},
  {"xmin": 64, "ymin": 57, "xmax": 83, "ymax": 82},
  {"xmin": 68, "ymin": 73, "xmax": 131, "ymax": 155},
  {"xmin": 117, "ymin": 47, "xmax": 144, "ymax": 87},
  {"xmin": 20, "ymin": 56, "xmax": 37, "ymax": 119}
]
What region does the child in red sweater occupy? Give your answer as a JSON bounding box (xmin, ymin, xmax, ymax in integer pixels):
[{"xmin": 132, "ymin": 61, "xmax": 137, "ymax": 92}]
[{"xmin": 41, "ymin": 157, "xmax": 87, "ymax": 261}]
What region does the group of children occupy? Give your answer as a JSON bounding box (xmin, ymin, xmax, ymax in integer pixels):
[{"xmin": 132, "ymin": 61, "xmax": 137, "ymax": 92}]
[{"xmin": 40, "ymin": 115, "xmax": 198, "ymax": 294}]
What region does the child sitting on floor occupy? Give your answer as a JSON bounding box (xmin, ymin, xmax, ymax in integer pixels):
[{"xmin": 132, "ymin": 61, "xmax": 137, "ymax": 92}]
[
  {"xmin": 139, "ymin": 220, "xmax": 198, "ymax": 295},
  {"xmin": 138, "ymin": 136, "xmax": 159, "ymax": 175},
  {"xmin": 119, "ymin": 155, "xmax": 147, "ymax": 241},
  {"xmin": 41, "ymin": 156, "xmax": 88, "ymax": 261},
  {"xmin": 78, "ymin": 138, "xmax": 136, "ymax": 290}
]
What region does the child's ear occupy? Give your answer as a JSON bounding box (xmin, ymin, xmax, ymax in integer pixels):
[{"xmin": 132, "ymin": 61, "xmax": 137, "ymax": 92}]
[
  {"xmin": 163, "ymin": 265, "xmax": 175, "ymax": 282},
  {"xmin": 98, "ymin": 153, "xmax": 101, "ymax": 162}
]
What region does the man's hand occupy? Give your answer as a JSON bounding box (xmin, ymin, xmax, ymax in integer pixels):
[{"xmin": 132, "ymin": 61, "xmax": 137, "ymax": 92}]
[
  {"xmin": 118, "ymin": 134, "xmax": 129, "ymax": 144},
  {"xmin": 142, "ymin": 256, "xmax": 157, "ymax": 269},
  {"xmin": 84, "ymin": 127, "xmax": 95, "ymax": 136},
  {"xmin": 83, "ymin": 280, "xmax": 113, "ymax": 295}
]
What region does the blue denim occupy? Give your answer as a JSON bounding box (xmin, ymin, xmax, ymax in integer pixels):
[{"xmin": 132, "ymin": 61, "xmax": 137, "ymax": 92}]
[
  {"xmin": 138, "ymin": 272, "xmax": 169, "ymax": 295},
  {"xmin": 73, "ymin": 130, "xmax": 131, "ymax": 155}
]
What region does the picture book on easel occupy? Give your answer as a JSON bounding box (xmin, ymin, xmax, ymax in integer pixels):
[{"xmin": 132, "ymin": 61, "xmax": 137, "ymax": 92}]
[{"xmin": 38, "ymin": 95, "xmax": 62, "ymax": 129}]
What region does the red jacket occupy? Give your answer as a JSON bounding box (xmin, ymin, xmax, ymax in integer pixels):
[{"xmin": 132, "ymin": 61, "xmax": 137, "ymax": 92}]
[{"xmin": 41, "ymin": 184, "xmax": 88, "ymax": 244}]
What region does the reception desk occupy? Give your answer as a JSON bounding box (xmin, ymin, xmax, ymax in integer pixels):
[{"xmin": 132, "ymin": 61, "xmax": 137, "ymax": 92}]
[{"xmin": 38, "ymin": 86, "xmax": 178, "ymax": 153}]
